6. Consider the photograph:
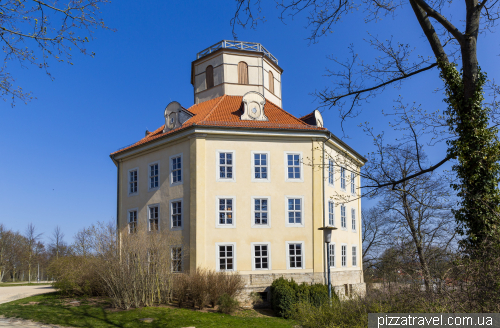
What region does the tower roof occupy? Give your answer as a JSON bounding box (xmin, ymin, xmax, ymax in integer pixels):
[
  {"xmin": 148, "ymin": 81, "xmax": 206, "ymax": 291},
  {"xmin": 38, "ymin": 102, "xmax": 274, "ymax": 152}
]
[{"xmin": 197, "ymin": 40, "xmax": 278, "ymax": 64}]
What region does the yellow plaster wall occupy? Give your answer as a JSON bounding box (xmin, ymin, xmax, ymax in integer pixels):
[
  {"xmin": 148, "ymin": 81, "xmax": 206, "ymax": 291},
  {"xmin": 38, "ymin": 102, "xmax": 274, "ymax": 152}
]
[
  {"xmin": 200, "ymin": 135, "xmax": 316, "ymax": 275},
  {"xmin": 117, "ymin": 139, "xmax": 192, "ymax": 265}
]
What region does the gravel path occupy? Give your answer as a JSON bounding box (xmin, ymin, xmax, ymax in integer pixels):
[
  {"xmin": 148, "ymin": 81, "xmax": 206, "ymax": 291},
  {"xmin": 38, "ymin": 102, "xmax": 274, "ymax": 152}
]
[
  {"xmin": 0, "ymin": 285, "xmax": 63, "ymax": 327},
  {"xmin": 0, "ymin": 285, "xmax": 56, "ymax": 305}
]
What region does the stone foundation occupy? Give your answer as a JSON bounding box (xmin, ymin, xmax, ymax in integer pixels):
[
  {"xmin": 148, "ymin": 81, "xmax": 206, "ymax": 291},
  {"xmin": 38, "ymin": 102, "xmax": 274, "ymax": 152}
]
[{"xmin": 238, "ymin": 270, "xmax": 366, "ymax": 305}]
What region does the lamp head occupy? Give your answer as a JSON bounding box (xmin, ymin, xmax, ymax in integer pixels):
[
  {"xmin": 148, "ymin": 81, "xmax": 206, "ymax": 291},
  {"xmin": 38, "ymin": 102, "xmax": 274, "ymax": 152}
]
[{"xmin": 319, "ymin": 226, "xmax": 337, "ymax": 243}]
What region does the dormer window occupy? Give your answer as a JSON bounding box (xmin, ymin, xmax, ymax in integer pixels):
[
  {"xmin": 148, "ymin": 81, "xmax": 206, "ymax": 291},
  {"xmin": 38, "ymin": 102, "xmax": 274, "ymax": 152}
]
[
  {"xmin": 170, "ymin": 117, "xmax": 175, "ymax": 124},
  {"xmin": 238, "ymin": 61, "xmax": 248, "ymax": 85},
  {"xmin": 206, "ymin": 65, "xmax": 214, "ymax": 89}
]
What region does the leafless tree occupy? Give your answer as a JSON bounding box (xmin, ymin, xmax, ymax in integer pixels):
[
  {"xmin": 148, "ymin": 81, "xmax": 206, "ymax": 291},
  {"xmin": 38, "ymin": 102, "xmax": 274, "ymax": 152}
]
[
  {"xmin": 24, "ymin": 223, "xmax": 42, "ymax": 283},
  {"xmin": 231, "ymin": 0, "xmax": 500, "ymax": 192},
  {"xmin": 362, "ymin": 207, "xmax": 390, "ymax": 270},
  {"xmin": 49, "ymin": 226, "xmax": 67, "ymax": 260},
  {"xmin": 0, "ymin": 0, "xmax": 113, "ymax": 106}
]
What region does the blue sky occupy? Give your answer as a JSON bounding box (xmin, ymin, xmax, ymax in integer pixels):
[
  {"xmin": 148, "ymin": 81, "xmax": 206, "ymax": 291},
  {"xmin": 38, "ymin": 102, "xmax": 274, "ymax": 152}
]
[{"xmin": 1, "ymin": 1, "xmax": 498, "ymax": 243}]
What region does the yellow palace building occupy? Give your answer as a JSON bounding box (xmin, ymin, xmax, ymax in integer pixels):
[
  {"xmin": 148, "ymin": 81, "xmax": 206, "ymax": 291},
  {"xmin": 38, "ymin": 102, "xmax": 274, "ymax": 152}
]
[{"xmin": 110, "ymin": 40, "xmax": 367, "ymax": 298}]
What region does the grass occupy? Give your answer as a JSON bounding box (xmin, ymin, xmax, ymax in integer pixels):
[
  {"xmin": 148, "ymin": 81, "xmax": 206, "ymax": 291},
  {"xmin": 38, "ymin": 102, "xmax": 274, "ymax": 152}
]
[
  {"xmin": 0, "ymin": 293, "xmax": 295, "ymax": 328},
  {"xmin": 0, "ymin": 283, "xmax": 52, "ymax": 287}
]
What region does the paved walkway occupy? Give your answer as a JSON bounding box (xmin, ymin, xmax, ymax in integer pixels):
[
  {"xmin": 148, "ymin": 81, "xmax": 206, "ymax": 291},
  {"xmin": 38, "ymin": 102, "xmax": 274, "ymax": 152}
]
[{"xmin": 0, "ymin": 285, "xmax": 56, "ymax": 305}]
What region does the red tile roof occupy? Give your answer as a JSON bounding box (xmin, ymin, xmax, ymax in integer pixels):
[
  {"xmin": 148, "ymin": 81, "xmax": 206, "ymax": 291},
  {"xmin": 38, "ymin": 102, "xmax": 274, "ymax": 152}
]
[{"xmin": 111, "ymin": 95, "xmax": 326, "ymax": 156}]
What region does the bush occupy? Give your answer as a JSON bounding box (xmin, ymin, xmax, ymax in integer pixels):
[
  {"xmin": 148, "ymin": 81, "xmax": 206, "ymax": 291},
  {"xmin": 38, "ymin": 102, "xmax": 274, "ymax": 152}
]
[
  {"xmin": 48, "ymin": 256, "xmax": 105, "ymax": 296},
  {"xmin": 270, "ymin": 277, "xmax": 337, "ymax": 318},
  {"xmin": 217, "ymin": 293, "xmax": 239, "ymax": 314}
]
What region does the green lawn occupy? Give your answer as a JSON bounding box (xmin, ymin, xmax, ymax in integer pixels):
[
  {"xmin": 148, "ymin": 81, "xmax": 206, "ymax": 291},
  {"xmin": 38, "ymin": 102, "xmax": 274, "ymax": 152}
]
[{"xmin": 0, "ymin": 293, "xmax": 295, "ymax": 328}]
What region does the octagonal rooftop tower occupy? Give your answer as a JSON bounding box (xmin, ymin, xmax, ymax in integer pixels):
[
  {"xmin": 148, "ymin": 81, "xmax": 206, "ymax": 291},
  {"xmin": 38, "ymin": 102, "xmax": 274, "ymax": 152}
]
[{"xmin": 191, "ymin": 40, "xmax": 283, "ymax": 107}]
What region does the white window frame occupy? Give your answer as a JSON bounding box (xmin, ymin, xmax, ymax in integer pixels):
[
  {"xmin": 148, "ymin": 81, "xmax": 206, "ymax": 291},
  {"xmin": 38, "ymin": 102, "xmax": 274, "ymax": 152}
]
[
  {"xmin": 285, "ymin": 196, "xmax": 305, "ymax": 227},
  {"xmin": 251, "ymin": 242, "xmax": 271, "ymax": 271},
  {"xmin": 169, "ymin": 153, "xmax": 183, "ymax": 186},
  {"xmin": 216, "ymin": 150, "xmax": 236, "ymax": 182},
  {"xmin": 351, "ymin": 208, "xmax": 357, "ymax": 232},
  {"xmin": 127, "ymin": 208, "xmax": 138, "ymax": 234},
  {"xmin": 352, "ymin": 245, "xmax": 358, "ymax": 267},
  {"xmin": 216, "ymin": 196, "xmax": 236, "ymax": 228},
  {"xmin": 340, "ymin": 204, "xmax": 347, "ymax": 230},
  {"xmin": 171, "ymin": 246, "xmax": 183, "ymax": 273},
  {"xmin": 286, "ymin": 241, "xmax": 305, "ymax": 269},
  {"xmin": 328, "ymin": 243, "xmax": 335, "ymax": 268},
  {"xmin": 284, "ymin": 152, "xmax": 304, "ymax": 182},
  {"xmin": 351, "ymin": 172, "xmax": 356, "ymax": 195},
  {"xmin": 251, "ymin": 196, "xmax": 271, "ymax": 228},
  {"xmin": 128, "ymin": 168, "xmax": 138, "ymax": 196},
  {"xmin": 215, "ymin": 242, "xmax": 237, "ymax": 272},
  {"xmin": 341, "ymin": 244, "xmax": 347, "ymax": 267},
  {"xmin": 251, "ymin": 151, "xmax": 271, "ymax": 182},
  {"xmin": 328, "ymin": 200, "xmax": 335, "ymax": 227},
  {"xmin": 340, "ymin": 167, "xmax": 346, "ymax": 190},
  {"xmin": 170, "ymin": 198, "xmax": 183, "ymax": 230},
  {"xmin": 328, "ymin": 159, "xmax": 334, "ymax": 186},
  {"xmin": 148, "ymin": 161, "xmax": 160, "ymax": 191},
  {"xmin": 147, "ymin": 203, "xmax": 160, "ymax": 232}
]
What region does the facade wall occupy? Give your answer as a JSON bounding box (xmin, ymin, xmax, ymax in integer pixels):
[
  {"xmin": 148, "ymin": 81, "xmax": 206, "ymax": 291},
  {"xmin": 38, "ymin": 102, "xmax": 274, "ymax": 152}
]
[
  {"xmin": 118, "ymin": 139, "xmax": 192, "ymax": 266},
  {"xmin": 115, "ymin": 129, "xmax": 364, "ymax": 289}
]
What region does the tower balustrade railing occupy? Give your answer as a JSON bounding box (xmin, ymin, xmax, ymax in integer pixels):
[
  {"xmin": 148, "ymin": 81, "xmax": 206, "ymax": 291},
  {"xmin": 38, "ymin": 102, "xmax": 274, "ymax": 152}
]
[{"xmin": 196, "ymin": 40, "xmax": 278, "ymax": 64}]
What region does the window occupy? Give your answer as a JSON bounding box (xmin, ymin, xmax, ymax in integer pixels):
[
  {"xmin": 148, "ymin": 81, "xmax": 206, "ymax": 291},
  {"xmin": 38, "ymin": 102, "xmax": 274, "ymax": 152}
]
[
  {"xmin": 217, "ymin": 197, "xmax": 235, "ymax": 228},
  {"xmin": 285, "ymin": 153, "xmax": 302, "ymax": 181},
  {"xmin": 148, "ymin": 205, "xmax": 159, "ymax": 231},
  {"xmin": 171, "ymin": 247, "xmax": 182, "ymax": 272},
  {"xmin": 171, "ymin": 200, "xmax": 182, "ymax": 229},
  {"xmin": 217, "ymin": 243, "xmax": 236, "ymax": 271},
  {"xmin": 341, "ymin": 205, "xmax": 346, "ymax": 229},
  {"xmin": 352, "ymin": 246, "xmax": 357, "ymax": 267},
  {"xmin": 170, "ymin": 154, "xmax": 182, "ymax": 185},
  {"xmin": 238, "ymin": 61, "xmax": 248, "ymax": 84},
  {"xmin": 148, "ymin": 162, "xmax": 159, "ymax": 190},
  {"xmin": 341, "ymin": 245, "xmax": 347, "ymax": 267},
  {"xmin": 286, "ymin": 197, "xmax": 303, "ymax": 227},
  {"xmin": 252, "ymin": 243, "xmax": 270, "ymax": 270},
  {"xmin": 351, "ymin": 172, "xmax": 356, "ymax": 194},
  {"xmin": 206, "ymin": 65, "xmax": 214, "ymax": 89},
  {"xmin": 128, "ymin": 209, "xmax": 137, "ymax": 234},
  {"xmin": 252, "ymin": 197, "xmax": 270, "ymax": 227},
  {"xmin": 328, "ymin": 243, "xmax": 335, "ymax": 267},
  {"xmin": 328, "ymin": 201, "xmax": 335, "ymax": 226},
  {"xmin": 287, "ymin": 242, "xmax": 304, "ymax": 269},
  {"xmin": 252, "ymin": 152, "xmax": 269, "ymax": 181},
  {"xmin": 351, "ymin": 208, "xmax": 356, "ymax": 231},
  {"xmin": 340, "ymin": 167, "xmax": 346, "ymax": 190},
  {"xmin": 128, "ymin": 168, "xmax": 138, "ymax": 195},
  {"xmin": 268, "ymin": 70, "xmax": 274, "ymax": 94},
  {"xmin": 328, "ymin": 160, "xmax": 334, "ymax": 185},
  {"xmin": 217, "ymin": 151, "xmax": 234, "ymax": 181}
]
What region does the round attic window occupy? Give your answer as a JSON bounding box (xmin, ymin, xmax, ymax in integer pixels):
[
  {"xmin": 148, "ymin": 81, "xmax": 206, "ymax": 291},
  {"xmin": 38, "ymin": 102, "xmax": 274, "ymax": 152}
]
[{"xmin": 252, "ymin": 107, "xmax": 257, "ymax": 114}]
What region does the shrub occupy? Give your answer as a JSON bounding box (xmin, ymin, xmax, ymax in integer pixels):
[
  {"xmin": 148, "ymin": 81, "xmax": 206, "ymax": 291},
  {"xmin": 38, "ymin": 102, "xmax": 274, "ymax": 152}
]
[
  {"xmin": 217, "ymin": 293, "xmax": 239, "ymax": 314},
  {"xmin": 172, "ymin": 273, "xmax": 190, "ymax": 307},
  {"xmin": 48, "ymin": 256, "xmax": 105, "ymax": 296},
  {"xmin": 270, "ymin": 278, "xmax": 338, "ymax": 318},
  {"xmin": 270, "ymin": 277, "xmax": 298, "ymax": 318}
]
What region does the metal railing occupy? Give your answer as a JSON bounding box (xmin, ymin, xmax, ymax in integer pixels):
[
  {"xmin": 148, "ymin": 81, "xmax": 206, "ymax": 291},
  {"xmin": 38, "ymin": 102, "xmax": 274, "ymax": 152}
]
[{"xmin": 196, "ymin": 40, "xmax": 278, "ymax": 64}]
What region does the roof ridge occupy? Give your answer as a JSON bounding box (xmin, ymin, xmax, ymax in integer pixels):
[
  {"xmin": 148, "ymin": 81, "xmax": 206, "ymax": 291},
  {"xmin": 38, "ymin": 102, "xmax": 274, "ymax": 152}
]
[{"xmin": 200, "ymin": 95, "xmax": 227, "ymax": 123}]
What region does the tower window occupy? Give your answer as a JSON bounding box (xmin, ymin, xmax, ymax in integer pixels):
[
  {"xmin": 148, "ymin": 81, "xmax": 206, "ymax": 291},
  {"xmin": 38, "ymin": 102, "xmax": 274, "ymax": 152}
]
[
  {"xmin": 206, "ymin": 65, "xmax": 214, "ymax": 89},
  {"xmin": 268, "ymin": 70, "xmax": 274, "ymax": 94},
  {"xmin": 238, "ymin": 61, "xmax": 248, "ymax": 85}
]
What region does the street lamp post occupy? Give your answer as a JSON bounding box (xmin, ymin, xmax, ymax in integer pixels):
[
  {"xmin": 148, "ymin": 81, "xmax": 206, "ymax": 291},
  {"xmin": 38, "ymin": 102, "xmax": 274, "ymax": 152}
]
[{"xmin": 319, "ymin": 226, "xmax": 337, "ymax": 301}]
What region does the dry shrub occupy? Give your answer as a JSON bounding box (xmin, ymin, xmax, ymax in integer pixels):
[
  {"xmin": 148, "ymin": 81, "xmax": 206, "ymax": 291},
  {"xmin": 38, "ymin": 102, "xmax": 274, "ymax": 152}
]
[
  {"xmin": 172, "ymin": 273, "xmax": 190, "ymax": 307},
  {"xmin": 172, "ymin": 268, "xmax": 244, "ymax": 310},
  {"xmin": 48, "ymin": 256, "xmax": 105, "ymax": 296},
  {"xmin": 101, "ymin": 229, "xmax": 185, "ymax": 309}
]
